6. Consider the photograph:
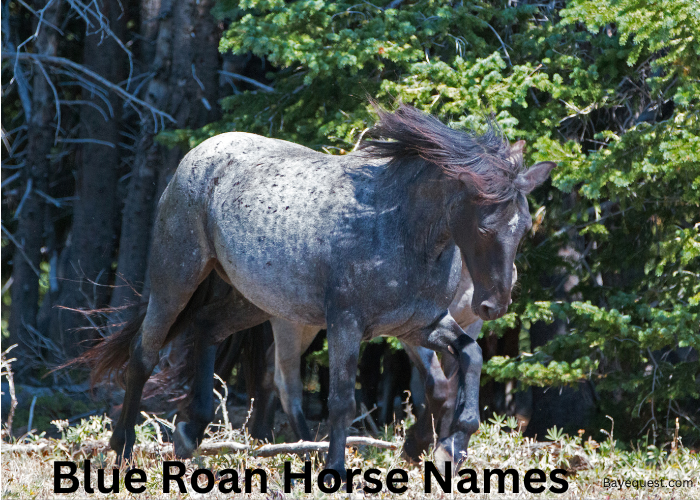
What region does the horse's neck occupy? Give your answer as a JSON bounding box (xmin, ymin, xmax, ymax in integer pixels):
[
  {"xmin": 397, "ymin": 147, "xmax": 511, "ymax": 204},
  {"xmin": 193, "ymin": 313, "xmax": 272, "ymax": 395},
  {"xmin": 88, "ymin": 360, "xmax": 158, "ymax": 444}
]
[{"xmin": 378, "ymin": 163, "xmax": 461, "ymax": 260}]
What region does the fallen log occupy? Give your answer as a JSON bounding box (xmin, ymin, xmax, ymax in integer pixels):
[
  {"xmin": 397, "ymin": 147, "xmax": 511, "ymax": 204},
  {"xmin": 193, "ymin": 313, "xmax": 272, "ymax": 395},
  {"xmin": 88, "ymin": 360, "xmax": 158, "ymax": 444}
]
[
  {"xmin": 254, "ymin": 437, "xmax": 398, "ymax": 457},
  {"xmin": 2, "ymin": 436, "xmax": 398, "ymax": 458},
  {"xmin": 1, "ymin": 442, "xmax": 51, "ymax": 454}
]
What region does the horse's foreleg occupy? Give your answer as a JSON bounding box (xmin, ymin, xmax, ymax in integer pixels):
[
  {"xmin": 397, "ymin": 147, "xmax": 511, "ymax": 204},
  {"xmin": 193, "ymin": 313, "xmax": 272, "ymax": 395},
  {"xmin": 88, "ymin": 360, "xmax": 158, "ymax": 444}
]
[
  {"xmin": 402, "ymin": 344, "xmax": 450, "ymax": 461},
  {"xmin": 326, "ymin": 313, "xmax": 363, "ymax": 478},
  {"xmin": 416, "ymin": 312, "xmax": 482, "ymax": 475},
  {"xmin": 173, "ymin": 331, "xmax": 217, "ymax": 458}
]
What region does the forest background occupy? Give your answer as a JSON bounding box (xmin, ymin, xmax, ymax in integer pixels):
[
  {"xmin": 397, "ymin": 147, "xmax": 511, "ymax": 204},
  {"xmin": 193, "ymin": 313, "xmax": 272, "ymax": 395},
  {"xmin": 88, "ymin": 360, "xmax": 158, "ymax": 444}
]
[{"xmin": 1, "ymin": 0, "xmax": 698, "ymax": 448}]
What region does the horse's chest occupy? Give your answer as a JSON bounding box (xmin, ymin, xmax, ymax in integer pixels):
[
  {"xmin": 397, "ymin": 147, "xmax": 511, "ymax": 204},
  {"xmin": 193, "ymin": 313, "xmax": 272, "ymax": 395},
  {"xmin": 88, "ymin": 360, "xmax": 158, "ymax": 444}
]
[{"xmin": 332, "ymin": 247, "xmax": 461, "ymax": 337}]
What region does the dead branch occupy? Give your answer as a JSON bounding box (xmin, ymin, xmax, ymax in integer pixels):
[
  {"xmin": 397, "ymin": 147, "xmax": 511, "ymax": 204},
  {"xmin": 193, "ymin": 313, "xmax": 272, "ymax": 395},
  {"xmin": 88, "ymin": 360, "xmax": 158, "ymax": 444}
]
[
  {"xmin": 36, "ymin": 60, "xmax": 61, "ymax": 144},
  {"xmin": 15, "ymin": 0, "xmax": 63, "ymax": 34},
  {"xmin": 65, "ymin": 0, "xmax": 134, "ymax": 86},
  {"xmin": 2, "ymin": 3, "xmax": 33, "ymax": 121},
  {"xmin": 2, "ymin": 52, "xmax": 176, "ymax": 129},
  {"xmin": 1, "ymin": 346, "xmax": 19, "ymax": 438},
  {"xmin": 218, "ymin": 70, "xmax": 275, "ymax": 93},
  {"xmin": 253, "ymin": 437, "xmax": 398, "ymax": 456},
  {"xmin": 1, "ymin": 436, "xmax": 398, "ymax": 457},
  {"xmin": 1, "ymin": 224, "xmax": 42, "ymax": 278}
]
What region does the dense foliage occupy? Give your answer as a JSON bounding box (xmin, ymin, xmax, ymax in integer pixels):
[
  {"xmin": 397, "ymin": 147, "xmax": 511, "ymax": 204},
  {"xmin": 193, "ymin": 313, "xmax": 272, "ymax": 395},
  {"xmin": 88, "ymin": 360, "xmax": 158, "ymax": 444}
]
[{"xmin": 159, "ymin": 0, "xmax": 700, "ymax": 444}]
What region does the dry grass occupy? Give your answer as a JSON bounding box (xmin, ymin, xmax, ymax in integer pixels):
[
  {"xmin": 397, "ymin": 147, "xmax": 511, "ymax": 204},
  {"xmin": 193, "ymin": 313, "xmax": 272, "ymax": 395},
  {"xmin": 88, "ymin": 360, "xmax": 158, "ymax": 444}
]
[{"xmin": 2, "ymin": 409, "xmax": 699, "ymax": 499}]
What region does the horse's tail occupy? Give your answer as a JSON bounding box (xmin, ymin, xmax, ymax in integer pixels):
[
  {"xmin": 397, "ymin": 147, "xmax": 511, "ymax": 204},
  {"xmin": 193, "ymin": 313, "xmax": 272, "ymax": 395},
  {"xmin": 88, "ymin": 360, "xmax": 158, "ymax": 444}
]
[
  {"xmin": 63, "ymin": 274, "xmax": 225, "ymax": 393},
  {"xmin": 62, "ymin": 304, "xmax": 147, "ymax": 390}
]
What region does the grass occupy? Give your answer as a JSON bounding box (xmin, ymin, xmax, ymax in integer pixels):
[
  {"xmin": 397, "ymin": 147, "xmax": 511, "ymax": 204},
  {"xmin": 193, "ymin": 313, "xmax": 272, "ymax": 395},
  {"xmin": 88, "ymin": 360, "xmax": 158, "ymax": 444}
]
[{"xmin": 2, "ymin": 408, "xmax": 699, "ymax": 499}]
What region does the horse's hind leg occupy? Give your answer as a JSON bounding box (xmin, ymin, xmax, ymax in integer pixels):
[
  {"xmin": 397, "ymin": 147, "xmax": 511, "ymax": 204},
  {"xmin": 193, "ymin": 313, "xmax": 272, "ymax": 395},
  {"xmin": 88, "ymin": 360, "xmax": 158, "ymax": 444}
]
[
  {"xmin": 110, "ymin": 334, "xmax": 155, "ymax": 463},
  {"xmin": 249, "ymin": 323, "xmax": 277, "ymax": 441},
  {"xmin": 110, "ymin": 283, "xmax": 210, "ymax": 463},
  {"xmin": 173, "ymin": 329, "xmax": 217, "ymax": 458},
  {"xmin": 173, "ymin": 290, "xmax": 271, "ymax": 455},
  {"xmin": 110, "ymin": 212, "xmax": 214, "ymax": 463}
]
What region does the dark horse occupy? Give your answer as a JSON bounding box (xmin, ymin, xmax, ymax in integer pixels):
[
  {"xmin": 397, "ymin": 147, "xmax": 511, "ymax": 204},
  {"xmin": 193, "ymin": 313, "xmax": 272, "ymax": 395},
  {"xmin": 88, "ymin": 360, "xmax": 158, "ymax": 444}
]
[
  {"xmin": 85, "ymin": 104, "xmax": 554, "ymax": 475},
  {"xmin": 189, "ymin": 261, "xmax": 489, "ymax": 460}
]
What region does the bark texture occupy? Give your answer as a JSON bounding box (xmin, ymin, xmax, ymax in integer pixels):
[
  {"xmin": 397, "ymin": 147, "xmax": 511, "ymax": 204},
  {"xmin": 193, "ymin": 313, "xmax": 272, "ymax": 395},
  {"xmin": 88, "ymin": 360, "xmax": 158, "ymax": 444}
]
[
  {"xmin": 110, "ymin": 0, "xmax": 221, "ymax": 311},
  {"xmin": 51, "ymin": 0, "xmax": 128, "ymax": 356},
  {"xmin": 8, "ymin": 0, "xmax": 63, "ymax": 368}
]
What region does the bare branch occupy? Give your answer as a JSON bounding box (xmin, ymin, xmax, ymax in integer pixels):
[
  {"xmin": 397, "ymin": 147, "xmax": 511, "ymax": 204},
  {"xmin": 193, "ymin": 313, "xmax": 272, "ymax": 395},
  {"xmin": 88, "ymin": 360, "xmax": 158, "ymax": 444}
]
[
  {"xmin": 34, "ymin": 188, "xmax": 66, "ymax": 207},
  {"xmin": 385, "ymin": 0, "xmax": 405, "ymax": 9},
  {"xmin": 65, "ymin": 0, "xmax": 135, "ymax": 87},
  {"xmin": 1, "ymin": 224, "xmax": 42, "ymax": 278},
  {"xmin": 485, "ymin": 22, "xmax": 512, "ymax": 67},
  {"xmin": 0, "ymin": 125, "xmax": 12, "ymax": 153},
  {"xmin": 2, "ymin": 2, "xmax": 34, "ymax": 121},
  {"xmin": 3, "ymin": 52, "xmax": 176, "ymax": 128},
  {"xmin": 57, "ymin": 137, "xmax": 116, "ymax": 148},
  {"xmin": 57, "ymin": 75, "xmax": 115, "ymax": 118},
  {"xmin": 15, "ymin": 0, "xmax": 59, "ymax": 54},
  {"xmin": 15, "ymin": 0, "xmax": 64, "ymax": 35},
  {"xmin": 36, "ymin": 61, "xmax": 62, "ymax": 144},
  {"xmin": 1, "ymin": 172, "xmax": 21, "ymax": 189},
  {"xmin": 58, "ymin": 99, "xmax": 110, "ymax": 121},
  {"xmin": 218, "ymin": 70, "xmax": 275, "ymax": 93},
  {"xmin": 1, "ymin": 436, "xmax": 399, "ymax": 456},
  {"xmin": 14, "ymin": 178, "xmax": 33, "ymax": 220},
  {"xmin": 1, "ymin": 346, "xmax": 19, "ymax": 438}
]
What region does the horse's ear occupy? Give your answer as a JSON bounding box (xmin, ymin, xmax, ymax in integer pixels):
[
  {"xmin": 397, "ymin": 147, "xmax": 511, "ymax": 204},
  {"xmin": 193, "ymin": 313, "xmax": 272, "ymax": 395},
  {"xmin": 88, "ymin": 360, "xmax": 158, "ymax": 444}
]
[
  {"xmin": 520, "ymin": 161, "xmax": 556, "ymax": 193},
  {"xmin": 509, "ymin": 140, "xmax": 526, "ymax": 164}
]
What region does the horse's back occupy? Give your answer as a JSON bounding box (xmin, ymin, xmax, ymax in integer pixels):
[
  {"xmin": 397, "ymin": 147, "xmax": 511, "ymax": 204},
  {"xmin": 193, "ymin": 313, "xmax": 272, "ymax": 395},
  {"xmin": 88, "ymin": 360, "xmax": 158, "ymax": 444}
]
[
  {"xmin": 169, "ymin": 132, "xmax": 322, "ymax": 197},
  {"xmin": 162, "ymin": 132, "xmax": 360, "ymax": 325}
]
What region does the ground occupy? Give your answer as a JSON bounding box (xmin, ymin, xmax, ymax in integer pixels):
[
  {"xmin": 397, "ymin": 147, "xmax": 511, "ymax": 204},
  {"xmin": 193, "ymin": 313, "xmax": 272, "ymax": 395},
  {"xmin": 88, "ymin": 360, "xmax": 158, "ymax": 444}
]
[{"xmin": 2, "ymin": 401, "xmax": 699, "ymax": 499}]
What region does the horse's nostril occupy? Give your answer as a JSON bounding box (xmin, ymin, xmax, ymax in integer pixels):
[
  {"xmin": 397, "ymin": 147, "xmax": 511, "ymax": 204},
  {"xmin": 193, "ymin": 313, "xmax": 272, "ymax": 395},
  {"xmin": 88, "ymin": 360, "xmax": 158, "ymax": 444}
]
[{"xmin": 479, "ymin": 300, "xmax": 497, "ymax": 320}]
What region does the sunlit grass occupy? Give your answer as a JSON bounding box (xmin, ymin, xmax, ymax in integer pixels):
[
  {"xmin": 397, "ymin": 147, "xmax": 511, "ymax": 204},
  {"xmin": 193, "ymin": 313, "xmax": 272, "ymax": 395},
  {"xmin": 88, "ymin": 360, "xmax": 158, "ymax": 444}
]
[{"xmin": 2, "ymin": 409, "xmax": 698, "ymax": 499}]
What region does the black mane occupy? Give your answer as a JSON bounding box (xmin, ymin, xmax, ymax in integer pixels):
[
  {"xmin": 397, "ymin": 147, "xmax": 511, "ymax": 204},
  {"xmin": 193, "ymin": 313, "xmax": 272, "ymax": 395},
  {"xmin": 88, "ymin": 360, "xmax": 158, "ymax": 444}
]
[{"xmin": 360, "ymin": 103, "xmax": 524, "ymax": 201}]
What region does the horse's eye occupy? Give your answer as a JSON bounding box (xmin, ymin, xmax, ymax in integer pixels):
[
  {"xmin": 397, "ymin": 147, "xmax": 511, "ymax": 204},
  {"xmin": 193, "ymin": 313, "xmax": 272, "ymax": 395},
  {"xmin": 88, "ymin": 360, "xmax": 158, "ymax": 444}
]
[{"xmin": 478, "ymin": 226, "xmax": 491, "ymax": 235}]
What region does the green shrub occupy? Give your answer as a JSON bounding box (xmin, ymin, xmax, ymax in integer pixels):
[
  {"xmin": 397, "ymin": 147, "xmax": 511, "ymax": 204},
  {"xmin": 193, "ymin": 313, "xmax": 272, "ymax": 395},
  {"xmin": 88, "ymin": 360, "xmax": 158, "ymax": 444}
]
[{"xmin": 160, "ymin": 0, "xmax": 699, "ymax": 445}]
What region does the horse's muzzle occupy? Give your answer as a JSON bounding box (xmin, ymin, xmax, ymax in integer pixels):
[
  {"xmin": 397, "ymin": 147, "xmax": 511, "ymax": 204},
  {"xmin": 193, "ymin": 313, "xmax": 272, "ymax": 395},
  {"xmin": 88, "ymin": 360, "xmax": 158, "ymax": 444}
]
[{"xmin": 476, "ymin": 299, "xmax": 509, "ymax": 321}]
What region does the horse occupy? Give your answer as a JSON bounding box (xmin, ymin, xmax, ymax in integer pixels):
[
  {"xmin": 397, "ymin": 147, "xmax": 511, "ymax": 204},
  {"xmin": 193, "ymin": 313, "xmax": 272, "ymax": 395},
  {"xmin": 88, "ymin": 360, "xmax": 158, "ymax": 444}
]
[
  {"xmin": 85, "ymin": 103, "xmax": 555, "ymax": 475},
  {"xmin": 238, "ymin": 261, "xmax": 516, "ymax": 461},
  {"xmin": 184, "ymin": 261, "xmax": 492, "ymax": 459}
]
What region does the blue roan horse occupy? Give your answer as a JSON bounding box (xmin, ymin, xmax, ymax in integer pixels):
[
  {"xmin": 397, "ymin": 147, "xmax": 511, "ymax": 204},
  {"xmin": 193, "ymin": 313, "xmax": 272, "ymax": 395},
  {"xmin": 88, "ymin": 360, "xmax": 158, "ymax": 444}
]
[{"xmin": 86, "ymin": 103, "xmax": 555, "ymax": 475}]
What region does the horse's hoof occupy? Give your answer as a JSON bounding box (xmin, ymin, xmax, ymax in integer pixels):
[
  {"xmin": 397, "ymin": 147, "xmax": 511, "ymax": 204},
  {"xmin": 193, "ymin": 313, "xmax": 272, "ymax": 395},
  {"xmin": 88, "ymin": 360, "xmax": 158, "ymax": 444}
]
[
  {"xmin": 110, "ymin": 433, "xmax": 133, "ymax": 467},
  {"xmin": 434, "ymin": 443, "xmax": 456, "ymax": 475},
  {"xmin": 402, "ymin": 432, "xmax": 428, "ymax": 464},
  {"xmin": 173, "ymin": 422, "xmax": 196, "ymax": 459}
]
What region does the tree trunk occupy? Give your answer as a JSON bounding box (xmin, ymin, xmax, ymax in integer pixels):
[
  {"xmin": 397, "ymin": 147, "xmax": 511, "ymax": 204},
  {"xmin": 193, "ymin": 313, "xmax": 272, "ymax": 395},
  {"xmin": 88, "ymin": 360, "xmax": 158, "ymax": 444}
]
[
  {"xmin": 51, "ymin": 0, "xmax": 128, "ymax": 357},
  {"xmin": 110, "ymin": 0, "xmax": 220, "ymax": 312},
  {"xmin": 108, "ymin": 0, "xmax": 172, "ymax": 313},
  {"xmin": 8, "ymin": 0, "xmax": 63, "ymax": 373}
]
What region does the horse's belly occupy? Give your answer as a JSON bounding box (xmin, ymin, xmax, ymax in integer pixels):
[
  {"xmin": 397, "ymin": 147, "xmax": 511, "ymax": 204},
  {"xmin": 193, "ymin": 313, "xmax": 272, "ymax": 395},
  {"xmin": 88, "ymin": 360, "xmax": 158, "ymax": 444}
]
[
  {"xmin": 233, "ymin": 279, "xmax": 328, "ymax": 326},
  {"xmin": 212, "ymin": 216, "xmax": 331, "ymax": 326}
]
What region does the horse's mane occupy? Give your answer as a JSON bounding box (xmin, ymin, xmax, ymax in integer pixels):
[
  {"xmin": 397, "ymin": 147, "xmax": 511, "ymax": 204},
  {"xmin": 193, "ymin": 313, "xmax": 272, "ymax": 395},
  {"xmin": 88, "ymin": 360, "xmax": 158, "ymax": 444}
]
[{"xmin": 360, "ymin": 103, "xmax": 524, "ymax": 202}]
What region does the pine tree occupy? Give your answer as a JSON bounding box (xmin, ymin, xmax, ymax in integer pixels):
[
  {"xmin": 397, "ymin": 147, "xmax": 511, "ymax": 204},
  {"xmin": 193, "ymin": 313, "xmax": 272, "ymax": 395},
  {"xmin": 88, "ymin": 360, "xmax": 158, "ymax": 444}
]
[{"xmin": 160, "ymin": 0, "xmax": 700, "ymax": 444}]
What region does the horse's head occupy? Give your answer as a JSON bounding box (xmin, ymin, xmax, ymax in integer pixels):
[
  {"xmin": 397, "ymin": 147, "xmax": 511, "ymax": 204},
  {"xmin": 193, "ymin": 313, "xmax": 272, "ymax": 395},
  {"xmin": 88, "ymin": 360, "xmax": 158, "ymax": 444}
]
[{"xmin": 450, "ymin": 141, "xmax": 555, "ymax": 321}]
